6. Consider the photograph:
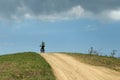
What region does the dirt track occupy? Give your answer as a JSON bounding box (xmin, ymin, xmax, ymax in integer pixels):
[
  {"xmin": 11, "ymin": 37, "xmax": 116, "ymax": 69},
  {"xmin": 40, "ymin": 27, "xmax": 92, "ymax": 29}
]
[{"xmin": 41, "ymin": 53, "xmax": 120, "ymax": 80}]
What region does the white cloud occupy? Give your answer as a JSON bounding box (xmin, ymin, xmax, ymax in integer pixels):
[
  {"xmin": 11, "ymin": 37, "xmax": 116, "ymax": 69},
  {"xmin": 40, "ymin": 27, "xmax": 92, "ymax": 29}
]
[
  {"xmin": 36, "ymin": 5, "xmax": 85, "ymax": 21},
  {"xmin": 66, "ymin": 5, "xmax": 84, "ymax": 18},
  {"xmin": 15, "ymin": 5, "xmax": 85, "ymax": 22},
  {"xmin": 0, "ymin": 0, "xmax": 120, "ymax": 22},
  {"xmin": 109, "ymin": 9, "xmax": 120, "ymax": 21},
  {"xmin": 85, "ymin": 25, "xmax": 96, "ymax": 31},
  {"xmin": 24, "ymin": 13, "xmax": 32, "ymax": 19},
  {"xmin": 8, "ymin": 5, "xmax": 86, "ymax": 22},
  {"xmin": 89, "ymin": 9, "xmax": 120, "ymax": 22}
]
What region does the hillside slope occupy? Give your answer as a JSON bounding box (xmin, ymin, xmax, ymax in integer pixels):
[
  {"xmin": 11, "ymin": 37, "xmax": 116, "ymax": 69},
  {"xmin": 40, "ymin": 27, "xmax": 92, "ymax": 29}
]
[
  {"xmin": 68, "ymin": 53, "xmax": 120, "ymax": 71},
  {"xmin": 0, "ymin": 52, "xmax": 55, "ymax": 80},
  {"xmin": 41, "ymin": 53, "xmax": 120, "ymax": 80}
]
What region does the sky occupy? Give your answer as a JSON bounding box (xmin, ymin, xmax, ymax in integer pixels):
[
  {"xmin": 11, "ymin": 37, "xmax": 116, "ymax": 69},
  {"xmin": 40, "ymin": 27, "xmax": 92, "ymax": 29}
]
[{"xmin": 0, "ymin": 0, "xmax": 120, "ymax": 57}]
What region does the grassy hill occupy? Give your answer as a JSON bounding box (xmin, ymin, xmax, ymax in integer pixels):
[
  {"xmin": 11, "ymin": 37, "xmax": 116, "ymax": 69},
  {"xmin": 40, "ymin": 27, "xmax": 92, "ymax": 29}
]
[
  {"xmin": 0, "ymin": 52, "xmax": 55, "ymax": 80},
  {"xmin": 67, "ymin": 53, "xmax": 120, "ymax": 72}
]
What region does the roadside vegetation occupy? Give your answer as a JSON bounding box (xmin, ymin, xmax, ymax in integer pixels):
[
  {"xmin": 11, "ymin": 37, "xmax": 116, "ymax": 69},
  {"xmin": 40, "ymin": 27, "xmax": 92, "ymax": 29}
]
[
  {"xmin": 0, "ymin": 52, "xmax": 55, "ymax": 80},
  {"xmin": 67, "ymin": 53, "xmax": 120, "ymax": 72}
]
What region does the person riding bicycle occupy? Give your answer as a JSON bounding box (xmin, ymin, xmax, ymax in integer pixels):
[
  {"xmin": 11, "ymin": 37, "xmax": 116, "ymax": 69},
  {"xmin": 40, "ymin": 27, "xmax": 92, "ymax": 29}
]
[{"xmin": 40, "ymin": 41, "xmax": 45, "ymax": 53}]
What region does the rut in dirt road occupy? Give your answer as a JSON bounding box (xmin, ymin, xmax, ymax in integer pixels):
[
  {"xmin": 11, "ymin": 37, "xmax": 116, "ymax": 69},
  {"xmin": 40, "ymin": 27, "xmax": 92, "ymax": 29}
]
[{"xmin": 41, "ymin": 53, "xmax": 120, "ymax": 80}]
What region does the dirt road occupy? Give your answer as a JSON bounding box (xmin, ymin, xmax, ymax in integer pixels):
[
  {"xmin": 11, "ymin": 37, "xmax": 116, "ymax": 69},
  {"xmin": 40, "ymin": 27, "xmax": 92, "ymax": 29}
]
[{"xmin": 41, "ymin": 53, "xmax": 120, "ymax": 80}]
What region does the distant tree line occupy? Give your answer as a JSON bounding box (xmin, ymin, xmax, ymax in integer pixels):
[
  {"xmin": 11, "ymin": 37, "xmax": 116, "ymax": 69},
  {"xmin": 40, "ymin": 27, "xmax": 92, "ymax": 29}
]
[{"xmin": 88, "ymin": 47, "xmax": 119, "ymax": 58}]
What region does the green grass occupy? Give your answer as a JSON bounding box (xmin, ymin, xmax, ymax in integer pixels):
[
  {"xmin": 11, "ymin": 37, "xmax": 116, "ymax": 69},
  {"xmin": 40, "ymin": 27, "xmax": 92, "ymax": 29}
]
[
  {"xmin": 67, "ymin": 53, "xmax": 120, "ymax": 71},
  {"xmin": 0, "ymin": 52, "xmax": 55, "ymax": 80}
]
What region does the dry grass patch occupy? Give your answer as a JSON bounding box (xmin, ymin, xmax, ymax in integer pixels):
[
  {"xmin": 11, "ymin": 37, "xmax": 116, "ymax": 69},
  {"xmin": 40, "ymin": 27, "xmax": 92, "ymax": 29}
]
[{"xmin": 67, "ymin": 53, "xmax": 120, "ymax": 72}]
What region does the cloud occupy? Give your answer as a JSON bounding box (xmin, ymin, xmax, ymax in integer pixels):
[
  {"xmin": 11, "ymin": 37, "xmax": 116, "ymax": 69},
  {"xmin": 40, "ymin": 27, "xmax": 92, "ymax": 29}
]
[
  {"xmin": 35, "ymin": 5, "xmax": 85, "ymax": 22},
  {"xmin": 0, "ymin": 0, "xmax": 120, "ymax": 21},
  {"xmin": 11, "ymin": 5, "xmax": 86, "ymax": 22},
  {"xmin": 109, "ymin": 9, "xmax": 120, "ymax": 21},
  {"xmin": 85, "ymin": 25, "xmax": 97, "ymax": 31}
]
